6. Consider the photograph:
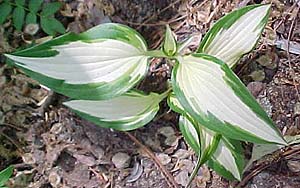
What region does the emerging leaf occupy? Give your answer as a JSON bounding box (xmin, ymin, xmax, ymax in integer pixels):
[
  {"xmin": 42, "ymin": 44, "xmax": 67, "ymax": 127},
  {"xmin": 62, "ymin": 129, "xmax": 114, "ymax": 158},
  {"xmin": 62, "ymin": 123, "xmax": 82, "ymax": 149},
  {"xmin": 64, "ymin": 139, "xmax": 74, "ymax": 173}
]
[
  {"xmin": 198, "ymin": 4, "xmax": 270, "ymax": 68},
  {"xmin": 162, "ymin": 25, "xmax": 177, "ymax": 56},
  {"xmin": 5, "ymin": 23, "xmax": 150, "ymax": 100},
  {"xmin": 179, "ymin": 115, "xmax": 244, "ymax": 180},
  {"xmin": 172, "ymin": 54, "xmax": 286, "ymax": 145},
  {"xmin": 64, "ymin": 90, "xmax": 165, "ymax": 131}
]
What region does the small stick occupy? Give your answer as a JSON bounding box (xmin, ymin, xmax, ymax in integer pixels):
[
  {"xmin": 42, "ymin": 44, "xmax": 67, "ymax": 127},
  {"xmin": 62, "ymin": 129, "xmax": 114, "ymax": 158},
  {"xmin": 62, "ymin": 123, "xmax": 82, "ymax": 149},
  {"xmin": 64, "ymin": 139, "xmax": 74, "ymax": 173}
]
[{"xmin": 125, "ymin": 132, "xmax": 179, "ymax": 188}]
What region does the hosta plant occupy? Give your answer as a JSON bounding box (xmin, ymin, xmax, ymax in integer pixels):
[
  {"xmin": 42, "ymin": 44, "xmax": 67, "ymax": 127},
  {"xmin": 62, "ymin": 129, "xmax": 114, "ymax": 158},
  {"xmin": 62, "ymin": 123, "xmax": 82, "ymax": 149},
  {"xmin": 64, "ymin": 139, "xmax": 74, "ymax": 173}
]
[{"xmin": 5, "ymin": 4, "xmax": 287, "ymax": 184}]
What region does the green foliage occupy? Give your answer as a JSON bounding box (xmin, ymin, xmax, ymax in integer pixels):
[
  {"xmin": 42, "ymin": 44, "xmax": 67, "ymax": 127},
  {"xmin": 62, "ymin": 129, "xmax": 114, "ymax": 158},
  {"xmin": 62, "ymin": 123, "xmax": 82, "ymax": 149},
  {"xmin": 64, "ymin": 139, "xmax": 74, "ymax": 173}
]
[
  {"xmin": 0, "ymin": 166, "xmax": 13, "ymax": 188},
  {"xmin": 5, "ymin": 3, "xmax": 288, "ymax": 185},
  {"xmin": 0, "ymin": 0, "xmax": 65, "ymax": 35}
]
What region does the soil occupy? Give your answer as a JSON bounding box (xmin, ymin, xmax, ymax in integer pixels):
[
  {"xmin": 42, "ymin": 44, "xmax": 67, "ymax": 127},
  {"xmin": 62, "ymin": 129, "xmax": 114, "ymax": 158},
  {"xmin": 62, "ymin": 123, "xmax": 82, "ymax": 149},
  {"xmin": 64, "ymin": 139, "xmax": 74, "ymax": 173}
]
[{"xmin": 0, "ymin": 0, "xmax": 300, "ymax": 188}]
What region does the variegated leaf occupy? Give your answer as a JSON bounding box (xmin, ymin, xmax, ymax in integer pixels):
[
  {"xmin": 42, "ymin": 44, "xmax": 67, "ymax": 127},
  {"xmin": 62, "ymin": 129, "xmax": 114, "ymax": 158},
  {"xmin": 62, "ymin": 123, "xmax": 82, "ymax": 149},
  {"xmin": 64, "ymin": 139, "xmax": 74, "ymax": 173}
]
[
  {"xmin": 64, "ymin": 90, "xmax": 165, "ymax": 131},
  {"xmin": 179, "ymin": 116, "xmax": 221, "ymax": 165},
  {"xmin": 172, "ymin": 54, "xmax": 286, "ymax": 145},
  {"xmin": 179, "ymin": 115, "xmax": 244, "ymax": 180},
  {"xmin": 5, "ymin": 23, "xmax": 149, "ymax": 100},
  {"xmin": 198, "ymin": 4, "xmax": 270, "ymax": 68}
]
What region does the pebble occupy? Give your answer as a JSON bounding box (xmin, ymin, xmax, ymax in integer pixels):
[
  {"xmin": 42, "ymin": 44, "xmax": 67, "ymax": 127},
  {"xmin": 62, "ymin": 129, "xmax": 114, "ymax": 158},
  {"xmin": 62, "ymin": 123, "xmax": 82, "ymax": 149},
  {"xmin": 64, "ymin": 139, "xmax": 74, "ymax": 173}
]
[
  {"xmin": 247, "ymin": 82, "xmax": 266, "ymax": 98},
  {"xmin": 250, "ymin": 70, "xmax": 266, "ymax": 82},
  {"xmin": 178, "ymin": 159, "xmax": 194, "ymax": 173},
  {"xmin": 158, "ymin": 126, "xmax": 175, "ymax": 137},
  {"xmin": 164, "ymin": 135, "xmax": 178, "ymax": 146},
  {"xmin": 49, "ymin": 169, "xmax": 61, "ymax": 187},
  {"xmin": 287, "ymin": 159, "xmax": 300, "ymax": 172},
  {"xmin": 173, "ymin": 149, "xmax": 190, "ymax": 159},
  {"xmin": 250, "ymin": 172, "xmax": 271, "ymax": 188},
  {"xmin": 293, "ymin": 102, "xmax": 300, "ymax": 115},
  {"xmin": 175, "ymin": 170, "xmax": 189, "ymax": 186},
  {"xmin": 156, "ymin": 153, "xmax": 171, "ymax": 165},
  {"xmin": 112, "ymin": 152, "xmax": 131, "ymax": 169}
]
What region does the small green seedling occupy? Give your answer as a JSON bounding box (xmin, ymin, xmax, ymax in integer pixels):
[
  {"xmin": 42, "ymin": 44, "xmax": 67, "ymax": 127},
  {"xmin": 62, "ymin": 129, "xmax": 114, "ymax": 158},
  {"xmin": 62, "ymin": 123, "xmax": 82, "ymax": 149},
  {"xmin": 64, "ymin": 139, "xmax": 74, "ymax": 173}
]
[
  {"xmin": 0, "ymin": 166, "xmax": 13, "ymax": 188},
  {"xmin": 4, "ymin": 4, "xmax": 287, "ymax": 185}
]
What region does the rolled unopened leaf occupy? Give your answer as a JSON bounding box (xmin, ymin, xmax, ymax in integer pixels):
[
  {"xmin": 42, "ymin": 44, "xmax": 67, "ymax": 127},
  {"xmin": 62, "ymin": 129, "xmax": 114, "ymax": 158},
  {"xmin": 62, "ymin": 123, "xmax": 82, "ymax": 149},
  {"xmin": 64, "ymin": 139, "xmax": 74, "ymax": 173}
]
[
  {"xmin": 5, "ymin": 23, "xmax": 149, "ymax": 100},
  {"xmin": 162, "ymin": 25, "xmax": 177, "ymax": 56},
  {"xmin": 172, "ymin": 54, "xmax": 286, "ymax": 145},
  {"xmin": 64, "ymin": 90, "xmax": 165, "ymax": 131},
  {"xmin": 198, "ymin": 4, "xmax": 270, "ymax": 68}
]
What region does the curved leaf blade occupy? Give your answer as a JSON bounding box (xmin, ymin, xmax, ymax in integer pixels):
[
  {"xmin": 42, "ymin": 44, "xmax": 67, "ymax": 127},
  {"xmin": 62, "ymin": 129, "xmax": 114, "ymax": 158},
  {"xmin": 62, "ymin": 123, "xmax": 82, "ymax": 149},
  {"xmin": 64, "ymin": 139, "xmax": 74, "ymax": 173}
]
[
  {"xmin": 12, "ymin": 6, "xmax": 25, "ymax": 31},
  {"xmin": 208, "ymin": 138, "xmax": 244, "ymax": 181},
  {"xmin": 28, "ymin": 0, "xmax": 43, "ymax": 13},
  {"xmin": 5, "ymin": 23, "xmax": 149, "ymax": 100},
  {"xmin": 41, "ymin": 2, "xmax": 62, "ymax": 17},
  {"xmin": 179, "ymin": 115, "xmax": 221, "ymax": 165},
  {"xmin": 64, "ymin": 91, "xmax": 163, "ymax": 131},
  {"xmin": 0, "ymin": 166, "xmax": 13, "ymax": 186},
  {"xmin": 172, "ymin": 54, "xmax": 286, "ymax": 145},
  {"xmin": 179, "ymin": 115, "xmax": 244, "ymax": 180},
  {"xmin": 0, "ymin": 2, "xmax": 12, "ymax": 24},
  {"xmin": 198, "ymin": 4, "xmax": 270, "ymax": 68},
  {"xmin": 25, "ymin": 12, "xmax": 37, "ymax": 24}
]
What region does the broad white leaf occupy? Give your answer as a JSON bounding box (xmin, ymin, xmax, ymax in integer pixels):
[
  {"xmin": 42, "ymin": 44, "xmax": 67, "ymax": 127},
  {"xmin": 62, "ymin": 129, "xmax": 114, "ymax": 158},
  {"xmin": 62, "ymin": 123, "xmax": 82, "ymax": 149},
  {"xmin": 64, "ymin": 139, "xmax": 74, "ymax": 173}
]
[
  {"xmin": 179, "ymin": 115, "xmax": 244, "ymax": 180},
  {"xmin": 198, "ymin": 4, "xmax": 270, "ymax": 68},
  {"xmin": 64, "ymin": 90, "xmax": 164, "ymax": 131},
  {"xmin": 172, "ymin": 54, "xmax": 286, "ymax": 145},
  {"xmin": 5, "ymin": 23, "xmax": 149, "ymax": 100}
]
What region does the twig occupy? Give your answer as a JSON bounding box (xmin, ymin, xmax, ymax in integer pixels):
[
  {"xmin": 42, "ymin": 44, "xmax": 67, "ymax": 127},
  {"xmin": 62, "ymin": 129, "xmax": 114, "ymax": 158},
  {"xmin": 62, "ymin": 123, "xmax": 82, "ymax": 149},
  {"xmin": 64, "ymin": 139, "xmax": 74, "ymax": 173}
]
[
  {"xmin": 125, "ymin": 132, "xmax": 179, "ymax": 188},
  {"xmin": 237, "ymin": 145, "xmax": 300, "ymax": 187},
  {"xmin": 137, "ymin": 0, "xmax": 182, "ymax": 30},
  {"xmin": 0, "ymin": 128, "xmax": 24, "ymax": 154}
]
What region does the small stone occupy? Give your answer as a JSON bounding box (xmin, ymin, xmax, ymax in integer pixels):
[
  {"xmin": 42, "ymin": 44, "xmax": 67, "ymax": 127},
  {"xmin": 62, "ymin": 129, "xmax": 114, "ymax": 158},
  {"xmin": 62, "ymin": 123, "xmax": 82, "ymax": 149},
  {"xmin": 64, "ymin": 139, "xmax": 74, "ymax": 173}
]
[
  {"xmin": 178, "ymin": 159, "xmax": 194, "ymax": 173},
  {"xmin": 173, "ymin": 149, "xmax": 190, "ymax": 159},
  {"xmin": 158, "ymin": 126, "xmax": 175, "ymax": 137},
  {"xmin": 49, "ymin": 170, "xmax": 61, "ymax": 187},
  {"xmin": 156, "ymin": 153, "xmax": 171, "ymax": 165},
  {"xmin": 164, "ymin": 135, "xmax": 178, "ymax": 146},
  {"xmin": 112, "ymin": 152, "xmax": 131, "ymax": 169},
  {"xmin": 250, "ymin": 70, "xmax": 265, "ymax": 82},
  {"xmin": 22, "ymin": 153, "xmax": 36, "ymax": 164},
  {"xmin": 50, "ymin": 123, "xmax": 63, "ymax": 134},
  {"xmin": 294, "ymin": 102, "xmax": 300, "ymax": 115},
  {"xmin": 247, "ymin": 82, "xmax": 266, "ymax": 98},
  {"xmin": 91, "ymin": 147, "xmax": 104, "ymax": 159},
  {"xmin": 0, "ymin": 76, "xmax": 7, "ymax": 87},
  {"xmin": 73, "ymin": 154, "xmax": 97, "ymax": 166},
  {"xmin": 287, "ymin": 160, "xmax": 300, "ymax": 172},
  {"xmin": 256, "ymin": 54, "xmax": 277, "ymax": 69},
  {"xmin": 175, "ymin": 170, "xmax": 189, "ymax": 186}
]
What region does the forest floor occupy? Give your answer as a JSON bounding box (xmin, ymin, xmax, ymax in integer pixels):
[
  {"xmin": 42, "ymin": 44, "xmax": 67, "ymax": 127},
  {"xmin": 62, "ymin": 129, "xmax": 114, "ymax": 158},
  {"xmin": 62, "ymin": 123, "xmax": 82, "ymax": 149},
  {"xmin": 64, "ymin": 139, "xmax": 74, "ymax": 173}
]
[{"xmin": 1, "ymin": 0, "xmax": 300, "ymax": 187}]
